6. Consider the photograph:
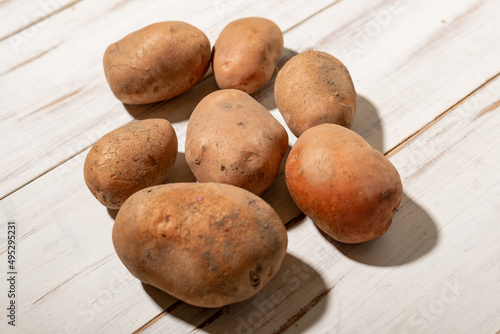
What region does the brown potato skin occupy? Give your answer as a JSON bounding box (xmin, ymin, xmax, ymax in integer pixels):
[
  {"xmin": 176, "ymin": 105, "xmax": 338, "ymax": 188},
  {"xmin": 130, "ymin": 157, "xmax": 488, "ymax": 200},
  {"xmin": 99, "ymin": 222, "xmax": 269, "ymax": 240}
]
[
  {"xmin": 83, "ymin": 119, "xmax": 177, "ymax": 209},
  {"xmin": 275, "ymin": 51, "xmax": 357, "ymax": 137},
  {"xmin": 185, "ymin": 89, "xmax": 288, "ymax": 196},
  {"xmin": 103, "ymin": 21, "xmax": 211, "ymax": 104},
  {"xmin": 112, "ymin": 182, "xmax": 288, "ymax": 308},
  {"xmin": 213, "ymin": 17, "xmax": 284, "ymax": 94},
  {"xmin": 285, "ymin": 124, "xmax": 402, "ymax": 243}
]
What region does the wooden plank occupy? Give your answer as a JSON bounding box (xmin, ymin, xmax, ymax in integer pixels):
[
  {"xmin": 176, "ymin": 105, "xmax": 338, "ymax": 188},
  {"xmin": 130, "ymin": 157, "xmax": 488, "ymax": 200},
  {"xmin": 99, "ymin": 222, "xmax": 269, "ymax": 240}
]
[
  {"xmin": 138, "ymin": 70, "xmax": 500, "ymax": 334},
  {"xmin": 0, "ymin": 0, "xmax": 81, "ymax": 43},
  {"xmin": 0, "ymin": 0, "xmax": 335, "ymax": 199}
]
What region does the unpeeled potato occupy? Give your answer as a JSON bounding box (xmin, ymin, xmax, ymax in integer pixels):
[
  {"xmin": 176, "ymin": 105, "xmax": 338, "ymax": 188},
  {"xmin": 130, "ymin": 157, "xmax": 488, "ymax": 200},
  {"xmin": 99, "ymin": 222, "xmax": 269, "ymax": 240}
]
[
  {"xmin": 103, "ymin": 21, "xmax": 211, "ymax": 104},
  {"xmin": 285, "ymin": 124, "xmax": 402, "ymax": 243},
  {"xmin": 213, "ymin": 17, "xmax": 284, "ymax": 94},
  {"xmin": 84, "ymin": 119, "xmax": 177, "ymax": 209},
  {"xmin": 185, "ymin": 89, "xmax": 288, "ymax": 196},
  {"xmin": 275, "ymin": 51, "xmax": 357, "ymax": 137},
  {"xmin": 112, "ymin": 182, "xmax": 288, "ymax": 308}
]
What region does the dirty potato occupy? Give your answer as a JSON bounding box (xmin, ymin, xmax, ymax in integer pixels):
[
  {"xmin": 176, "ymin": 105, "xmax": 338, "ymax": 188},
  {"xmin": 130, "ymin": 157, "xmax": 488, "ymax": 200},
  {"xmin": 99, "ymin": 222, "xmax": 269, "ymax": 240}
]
[
  {"xmin": 275, "ymin": 51, "xmax": 357, "ymax": 137},
  {"xmin": 185, "ymin": 89, "xmax": 288, "ymax": 195},
  {"xmin": 285, "ymin": 124, "xmax": 402, "ymax": 243},
  {"xmin": 84, "ymin": 119, "xmax": 177, "ymax": 209},
  {"xmin": 112, "ymin": 182, "xmax": 288, "ymax": 308},
  {"xmin": 103, "ymin": 21, "xmax": 211, "ymax": 104},
  {"xmin": 213, "ymin": 17, "xmax": 284, "ymax": 94}
]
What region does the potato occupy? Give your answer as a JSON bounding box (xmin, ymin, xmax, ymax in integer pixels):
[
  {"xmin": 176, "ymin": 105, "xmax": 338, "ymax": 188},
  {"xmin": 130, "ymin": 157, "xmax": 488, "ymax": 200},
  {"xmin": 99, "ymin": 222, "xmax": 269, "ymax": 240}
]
[
  {"xmin": 213, "ymin": 17, "xmax": 284, "ymax": 94},
  {"xmin": 112, "ymin": 182, "xmax": 288, "ymax": 308},
  {"xmin": 275, "ymin": 51, "xmax": 357, "ymax": 137},
  {"xmin": 103, "ymin": 21, "xmax": 211, "ymax": 104},
  {"xmin": 285, "ymin": 124, "xmax": 402, "ymax": 243},
  {"xmin": 185, "ymin": 89, "xmax": 288, "ymax": 195},
  {"xmin": 84, "ymin": 119, "xmax": 177, "ymax": 209}
]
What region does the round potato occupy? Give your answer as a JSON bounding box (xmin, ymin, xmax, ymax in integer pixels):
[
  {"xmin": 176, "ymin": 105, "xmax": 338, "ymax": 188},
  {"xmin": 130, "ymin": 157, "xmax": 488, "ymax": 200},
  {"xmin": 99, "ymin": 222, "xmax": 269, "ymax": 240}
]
[
  {"xmin": 112, "ymin": 182, "xmax": 288, "ymax": 308},
  {"xmin": 103, "ymin": 21, "xmax": 211, "ymax": 104},
  {"xmin": 275, "ymin": 51, "xmax": 357, "ymax": 137},
  {"xmin": 285, "ymin": 124, "xmax": 402, "ymax": 243},
  {"xmin": 213, "ymin": 17, "xmax": 284, "ymax": 94},
  {"xmin": 84, "ymin": 119, "xmax": 177, "ymax": 209},
  {"xmin": 185, "ymin": 89, "xmax": 288, "ymax": 196}
]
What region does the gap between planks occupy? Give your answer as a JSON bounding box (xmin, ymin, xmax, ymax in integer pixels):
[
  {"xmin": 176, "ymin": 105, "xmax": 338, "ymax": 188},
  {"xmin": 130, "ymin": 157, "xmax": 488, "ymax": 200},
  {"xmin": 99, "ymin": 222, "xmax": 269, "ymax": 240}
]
[{"xmin": 385, "ymin": 71, "xmax": 500, "ymax": 158}]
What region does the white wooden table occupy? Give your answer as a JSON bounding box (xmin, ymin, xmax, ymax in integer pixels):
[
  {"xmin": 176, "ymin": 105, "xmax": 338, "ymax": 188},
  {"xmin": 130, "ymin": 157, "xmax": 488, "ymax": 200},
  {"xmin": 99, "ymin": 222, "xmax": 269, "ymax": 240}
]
[{"xmin": 1, "ymin": 0, "xmax": 499, "ymax": 333}]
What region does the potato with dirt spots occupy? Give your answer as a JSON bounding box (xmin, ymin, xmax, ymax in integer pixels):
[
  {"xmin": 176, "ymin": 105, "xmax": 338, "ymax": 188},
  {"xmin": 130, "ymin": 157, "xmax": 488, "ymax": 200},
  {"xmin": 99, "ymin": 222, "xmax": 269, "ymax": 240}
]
[
  {"xmin": 185, "ymin": 89, "xmax": 288, "ymax": 196},
  {"xmin": 275, "ymin": 50, "xmax": 357, "ymax": 137},
  {"xmin": 285, "ymin": 124, "xmax": 403, "ymax": 243},
  {"xmin": 83, "ymin": 119, "xmax": 177, "ymax": 209},
  {"xmin": 213, "ymin": 17, "xmax": 284, "ymax": 94},
  {"xmin": 103, "ymin": 21, "xmax": 211, "ymax": 104},
  {"xmin": 112, "ymin": 182, "xmax": 288, "ymax": 308}
]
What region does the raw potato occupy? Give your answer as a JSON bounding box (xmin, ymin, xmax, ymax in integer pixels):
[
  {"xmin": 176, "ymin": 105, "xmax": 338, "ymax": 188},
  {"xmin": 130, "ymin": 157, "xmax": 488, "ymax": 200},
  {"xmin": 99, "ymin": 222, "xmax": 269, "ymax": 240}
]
[
  {"xmin": 103, "ymin": 21, "xmax": 211, "ymax": 104},
  {"xmin": 285, "ymin": 124, "xmax": 403, "ymax": 243},
  {"xmin": 84, "ymin": 119, "xmax": 177, "ymax": 209},
  {"xmin": 112, "ymin": 182, "xmax": 288, "ymax": 308},
  {"xmin": 213, "ymin": 17, "xmax": 284, "ymax": 94},
  {"xmin": 275, "ymin": 51, "xmax": 357, "ymax": 137},
  {"xmin": 185, "ymin": 89, "xmax": 288, "ymax": 196}
]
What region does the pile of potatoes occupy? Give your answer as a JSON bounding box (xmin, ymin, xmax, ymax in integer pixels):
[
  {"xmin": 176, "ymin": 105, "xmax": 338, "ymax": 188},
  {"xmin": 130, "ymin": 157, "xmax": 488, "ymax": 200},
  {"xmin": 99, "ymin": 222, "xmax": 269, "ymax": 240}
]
[{"xmin": 84, "ymin": 17, "xmax": 402, "ymax": 308}]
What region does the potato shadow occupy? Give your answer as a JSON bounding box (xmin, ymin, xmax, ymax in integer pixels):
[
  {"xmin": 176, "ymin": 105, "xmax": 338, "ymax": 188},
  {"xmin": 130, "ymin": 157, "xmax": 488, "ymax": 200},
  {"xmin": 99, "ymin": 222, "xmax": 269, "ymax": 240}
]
[
  {"xmin": 107, "ymin": 208, "xmax": 119, "ymax": 219},
  {"xmin": 142, "ymin": 253, "xmax": 329, "ymax": 333},
  {"xmin": 261, "ymin": 144, "xmax": 301, "ymax": 224},
  {"xmin": 253, "ymin": 48, "xmax": 298, "ymax": 111},
  {"xmin": 142, "ymin": 283, "xmax": 179, "ymax": 310},
  {"xmin": 351, "ymin": 95, "xmax": 384, "ymax": 153},
  {"xmin": 319, "ymin": 193, "xmax": 439, "ymax": 266},
  {"xmin": 123, "ymin": 75, "xmax": 219, "ymax": 123},
  {"xmin": 163, "ymin": 152, "xmax": 197, "ymax": 184}
]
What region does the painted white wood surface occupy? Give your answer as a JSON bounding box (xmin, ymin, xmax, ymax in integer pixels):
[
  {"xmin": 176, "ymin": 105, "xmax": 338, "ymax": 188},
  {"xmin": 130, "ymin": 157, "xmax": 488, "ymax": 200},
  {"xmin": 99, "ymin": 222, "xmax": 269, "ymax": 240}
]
[
  {"xmin": 0, "ymin": 0, "xmax": 80, "ymax": 41},
  {"xmin": 0, "ymin": 0, "xmax": 499, "ymax": 333}
]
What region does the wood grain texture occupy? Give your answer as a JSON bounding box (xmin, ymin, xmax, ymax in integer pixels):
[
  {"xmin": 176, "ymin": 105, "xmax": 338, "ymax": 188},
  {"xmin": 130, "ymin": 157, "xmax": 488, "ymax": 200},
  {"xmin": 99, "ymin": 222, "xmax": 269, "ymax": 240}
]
[
  {"xmin": 0, "ymin": 0, "xmax": 499, "ymax": 333},
  {"xmin": 0, "ymin": 0, "xmax": 82, "ymax": 42}
]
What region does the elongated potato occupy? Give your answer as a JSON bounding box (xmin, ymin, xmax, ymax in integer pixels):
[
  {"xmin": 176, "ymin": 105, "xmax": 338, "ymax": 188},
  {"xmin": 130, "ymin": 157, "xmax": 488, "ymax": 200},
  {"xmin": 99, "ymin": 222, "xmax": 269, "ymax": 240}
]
[
  {"xmin": 112, "ymin": 182, "xmax": 288, "ymax": 308},
  {"xmin": 103, "ymin": 21, "xmax": 211, "ymax": 104},
  {"xmin": 213, "ymin": 17, "xmax": 284, "ymax": 94},
  {"xmin": 84, "ymin": 119, "xmax": 177, "ymax": 209},
  {"xmin": 275, "ymin": 51, "xmax": 357, "ymax": 137},
  {"xmin": 285, "ymin": 124, "xmax": 402, "ymax": 243},
  {"xmin": 185, "ymin": 89, "xmax": 288, "ymax": 195}
]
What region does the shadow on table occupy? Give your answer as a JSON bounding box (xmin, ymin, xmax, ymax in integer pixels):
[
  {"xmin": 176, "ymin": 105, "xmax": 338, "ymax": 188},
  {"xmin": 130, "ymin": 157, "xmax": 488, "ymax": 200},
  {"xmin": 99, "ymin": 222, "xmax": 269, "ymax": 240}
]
[
  {"xmin": 252, "ymin": 47, "xmax": 298, "ymax": 111},
  {"xmin": 142, "ymin": 252, "xmax": 329, "ymax": 333},
  {"xmin": 122, "ymin": 47, "xmax": 298, "ymax": 124},
  {"xmin": 123, "ymin": 75, "xmax": 219, "ymax": 123},
  {"xmin": 351, "ymin": 94, "xmax": 384, "ymax": 153},
  {"xmin": 320, "ymin": 192, "xmax": 439, "ymax": 266}
]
